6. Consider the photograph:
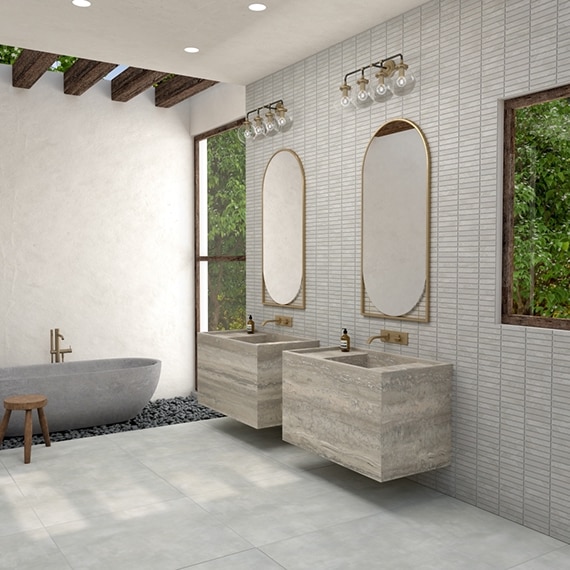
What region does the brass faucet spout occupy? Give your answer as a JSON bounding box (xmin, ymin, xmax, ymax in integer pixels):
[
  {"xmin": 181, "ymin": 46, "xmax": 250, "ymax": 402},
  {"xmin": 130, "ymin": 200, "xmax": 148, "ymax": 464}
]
[
  {"xmin": 261, "ymin": 319, "xmax": 278, "ymax": 327},
  {"xmin": 367, "ymin": 332, "xmax": 389, "ymax": 345}
]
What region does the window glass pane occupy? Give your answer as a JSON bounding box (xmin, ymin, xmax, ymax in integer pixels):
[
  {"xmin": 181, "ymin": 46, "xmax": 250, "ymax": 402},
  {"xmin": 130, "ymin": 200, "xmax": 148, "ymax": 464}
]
[
  {"xmin": 207, "ymin": 129, "xmax": 246, "ymax": 257},
  {"xmin": 513, "ymin": 98, "xmax": 570, "ymax": 319},
  {"xmin": 206, "ymin": 260, "xmax": 246, "ymax": 331}
]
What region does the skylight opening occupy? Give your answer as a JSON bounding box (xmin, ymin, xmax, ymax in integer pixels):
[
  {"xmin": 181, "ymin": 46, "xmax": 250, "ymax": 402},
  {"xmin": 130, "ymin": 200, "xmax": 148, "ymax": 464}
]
[{"xmin": 103, "ymin": 64, "xmax": 128, "ymax": 81}]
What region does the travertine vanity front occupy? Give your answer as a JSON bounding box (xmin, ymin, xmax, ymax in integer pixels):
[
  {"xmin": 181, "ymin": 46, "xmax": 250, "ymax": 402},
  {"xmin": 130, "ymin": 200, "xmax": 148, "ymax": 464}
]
[
  {"xmin": 197, "ymin": 330, "xmax": 319, "ymax": 428},
  {"xmin": 282, "ymin": 347, "xmax": 452, "ymax": 482}
]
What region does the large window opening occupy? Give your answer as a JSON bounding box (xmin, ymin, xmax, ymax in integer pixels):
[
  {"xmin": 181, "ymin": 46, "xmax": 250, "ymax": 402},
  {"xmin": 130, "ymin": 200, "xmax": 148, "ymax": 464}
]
[
  {"xmin": 502, "ymin": 84, "xmax": 570, "ymax": 330},
  {"xmin": 195, "ymin": 121, "xmax": 246, "ymax": 333}
]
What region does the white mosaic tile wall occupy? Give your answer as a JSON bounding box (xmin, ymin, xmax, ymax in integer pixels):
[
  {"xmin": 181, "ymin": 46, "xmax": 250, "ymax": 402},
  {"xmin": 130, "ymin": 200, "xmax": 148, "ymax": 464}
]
[{"xmin": 246, "ymin": 0, "xmax": 570, "ymax": 542}]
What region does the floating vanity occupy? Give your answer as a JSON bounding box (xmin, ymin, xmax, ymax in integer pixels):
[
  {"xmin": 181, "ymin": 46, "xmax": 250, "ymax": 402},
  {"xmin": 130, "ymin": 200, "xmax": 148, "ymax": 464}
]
[
  {"xmin": 197, "ymin": 330, "xmax": 319, "ymax": 429},
  {"xmin": 282, "ymin": 347, "xmax": 452, "ymax": 482}
]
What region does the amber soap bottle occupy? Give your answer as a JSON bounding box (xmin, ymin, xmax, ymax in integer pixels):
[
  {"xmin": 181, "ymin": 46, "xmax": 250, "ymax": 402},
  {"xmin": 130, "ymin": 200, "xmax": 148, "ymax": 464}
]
[{"xmin": 340, "ymin": 328, "xmax": 350, "ymax": 352}]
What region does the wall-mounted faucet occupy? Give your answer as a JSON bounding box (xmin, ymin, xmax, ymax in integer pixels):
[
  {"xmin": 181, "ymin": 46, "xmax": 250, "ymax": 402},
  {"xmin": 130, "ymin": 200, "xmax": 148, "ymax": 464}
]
[
  {"xmin": 50, "ymin": 328, "xmax": 72, "ymax": 363},
  {"xmin": 367, "ymin": 331, "xmax": 390, "ymax": 345},
  {"xmin": 367, "ymin": 330, "xmax": 409, "ymax": 346},
  {"xmin": 261, "ymin": 315, "xmax": 293, "ymax": 327}
]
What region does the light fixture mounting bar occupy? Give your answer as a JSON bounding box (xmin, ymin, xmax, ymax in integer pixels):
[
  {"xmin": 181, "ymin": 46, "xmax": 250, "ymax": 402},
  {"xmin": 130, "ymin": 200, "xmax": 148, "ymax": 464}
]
[
  {"xmin": 343, "ymin": 53, "xmax": 404, "ymax": 84},
  {"xmin": 245, "ymin": 99, "xmax": 285, "ymax": 120}
]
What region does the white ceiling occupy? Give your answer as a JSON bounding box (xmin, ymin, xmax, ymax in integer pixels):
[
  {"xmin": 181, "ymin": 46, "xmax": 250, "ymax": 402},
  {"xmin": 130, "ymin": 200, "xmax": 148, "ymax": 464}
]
[{"xmin": 0, "ymin": 0, "xmax": 426, "ymax": 85}]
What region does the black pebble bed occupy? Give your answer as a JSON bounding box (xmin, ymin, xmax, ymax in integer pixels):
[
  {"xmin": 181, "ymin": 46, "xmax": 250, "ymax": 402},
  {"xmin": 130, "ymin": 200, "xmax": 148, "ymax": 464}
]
[{"xmin": 0, "ymin": 395, "xmax": 224, "ymax": 450}]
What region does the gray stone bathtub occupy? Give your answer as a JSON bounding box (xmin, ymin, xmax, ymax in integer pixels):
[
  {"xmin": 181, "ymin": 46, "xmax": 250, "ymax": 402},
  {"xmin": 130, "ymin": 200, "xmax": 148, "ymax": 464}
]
[{"xmin": 0, "ymin": 358, "xmax": 160, "ymax": 436}]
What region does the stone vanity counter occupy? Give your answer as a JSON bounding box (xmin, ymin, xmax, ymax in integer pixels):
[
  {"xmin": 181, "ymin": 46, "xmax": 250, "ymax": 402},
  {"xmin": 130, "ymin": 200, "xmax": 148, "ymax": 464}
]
[
  {"xmin": 282, "ymin": 347, "xmax": 452, "ymax": 482},
  {"xmin": 197, "ymin": 330, "xmax": 319, "ymax": 429}
]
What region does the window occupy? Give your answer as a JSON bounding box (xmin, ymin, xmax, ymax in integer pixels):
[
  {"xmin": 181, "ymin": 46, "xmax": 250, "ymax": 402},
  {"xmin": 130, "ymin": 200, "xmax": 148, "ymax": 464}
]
[
  {"xmin": 502, "ymin": 84, "xmax": 570, "ymax": 330},
  {"xmin": 195, "ymin": 121, "xmax": 246, "ymax": 333}
]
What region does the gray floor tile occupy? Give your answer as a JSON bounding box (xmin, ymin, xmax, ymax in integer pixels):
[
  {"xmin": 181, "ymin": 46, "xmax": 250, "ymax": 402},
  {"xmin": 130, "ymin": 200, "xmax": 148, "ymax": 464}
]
[
  {"xmin": 184, "ymin": 548, "xmax": 285, "ymax": 569},
  {"xmin": 0, "ymin": 481, "xmax": 44, "ymax": 538},
  {"xmin": 0, "ymin": 528, "xmax": 72, "ymax": 569},
  {"xmin": 0, "ymin": 418, "xmax": 567, "ymax": 570},
  {"xmin": 48, "ymin": 498, "xmax": 252, "ymax": 570},
  {"xmin": 508, "ymin": 545, "xmax": 570, "ymax": 569}
]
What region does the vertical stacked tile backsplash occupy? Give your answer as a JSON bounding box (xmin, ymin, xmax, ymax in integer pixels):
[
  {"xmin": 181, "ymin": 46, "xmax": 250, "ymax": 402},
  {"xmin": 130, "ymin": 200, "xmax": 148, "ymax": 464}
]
[{"xmin": 246, "ymin": 0, "xmax": 570, "ymax": 542}]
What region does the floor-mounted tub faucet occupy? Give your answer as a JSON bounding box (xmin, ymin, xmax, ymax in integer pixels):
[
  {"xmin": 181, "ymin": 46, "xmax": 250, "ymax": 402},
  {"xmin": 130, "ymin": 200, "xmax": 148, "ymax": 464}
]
[{"xmin": 50, "ymin": 328, "xmax": 72, "ymax": 363}]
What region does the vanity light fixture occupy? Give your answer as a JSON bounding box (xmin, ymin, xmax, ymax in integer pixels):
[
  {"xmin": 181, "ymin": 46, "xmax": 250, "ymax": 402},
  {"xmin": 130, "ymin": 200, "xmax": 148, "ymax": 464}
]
[
  {"xmin": 237, "ymin": 99, "xmax": 293, "ymax": 144},
  {"xmin": 339, "ymin": 53, "xmax": 415, "ymax": 111}
]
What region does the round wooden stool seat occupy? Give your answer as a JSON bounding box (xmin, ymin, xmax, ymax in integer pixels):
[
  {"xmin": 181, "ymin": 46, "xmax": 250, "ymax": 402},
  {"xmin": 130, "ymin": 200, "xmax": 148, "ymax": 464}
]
[
  {"xmin": 0, "ymin": 394, "xmax": 51, "ymax": 464},
  {"xmin": 4, "ymin": 394, "xmax": 48, "ymax": 411}
]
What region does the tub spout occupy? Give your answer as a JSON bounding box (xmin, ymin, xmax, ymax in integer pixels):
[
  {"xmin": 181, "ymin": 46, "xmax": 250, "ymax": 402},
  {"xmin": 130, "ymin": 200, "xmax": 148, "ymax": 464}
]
[{"xmin": 50, "ymin": 328, "xmax": 72, "ymax": 363}]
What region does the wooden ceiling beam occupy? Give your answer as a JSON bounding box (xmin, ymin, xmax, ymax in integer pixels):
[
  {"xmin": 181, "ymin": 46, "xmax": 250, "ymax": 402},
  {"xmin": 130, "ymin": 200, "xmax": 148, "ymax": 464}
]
[
  {"xmin": 111, "ymin": 67, "xmax": 168, "ymax": 102},
  {"xmin": 155, "ymin": 76, "xmax": 218, "ymax": 108},
  {"xmin": 64, "ymin": 59, "xmax": 117, "ymax": 96},
  {"xmin": 12, "ymin": 49, "xmax": 58, "ymax": 88}
]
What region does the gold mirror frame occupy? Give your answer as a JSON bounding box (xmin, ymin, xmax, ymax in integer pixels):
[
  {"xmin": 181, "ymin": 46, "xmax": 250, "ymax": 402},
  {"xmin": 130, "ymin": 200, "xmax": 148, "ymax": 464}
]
[
  {"xmin": 361, "ymin": 119, "xmax": 430, "ymax": 322},
  {"xmin": 262, "ymin": 149, "xmax": 306, "ymax": 308}
]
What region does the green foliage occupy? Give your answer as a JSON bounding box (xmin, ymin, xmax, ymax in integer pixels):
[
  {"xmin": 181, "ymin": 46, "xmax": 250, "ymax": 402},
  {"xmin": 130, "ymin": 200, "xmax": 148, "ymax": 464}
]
[
  {"xmin": 513, "ymin": 98, "xmax": 570, "ymax": 318},
  {"xmin": 208, "ymin": 261, "xmax": 246, "ymax": 331},
  {"xmin": 0, "ymin": 44, "xmax": 76, "ymax": 72},
  {"xmin": 0, "ymin": 45, "xmax": 22, "ymax": 65},
  {"xmin": 50, "ymin": 56, "xmax": 77, "ymax": 73},
  {"xmin": 205, "ymin": 128, "xmax": 246, "ymax": 330},
  {"xmin": 207, "ymin": 129, "xmax": 246, "ymax": 256}
]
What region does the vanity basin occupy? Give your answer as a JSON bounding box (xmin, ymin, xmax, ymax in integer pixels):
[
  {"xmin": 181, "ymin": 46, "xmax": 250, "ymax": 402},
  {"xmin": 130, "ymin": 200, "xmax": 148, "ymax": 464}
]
[
  {"xmin": 197, "ymin": 329, "xmax": 319, "ymax": 428},
  {"xmin": 282, "ymin": 347, "xmax": 452, "ymax": 482},
  {"xmin": 325, "ymin": 351, "xmax": 427, "ymax": 369},
  {"xmin": 227, "ymin": 332, "xmax": 306, "ymax": 344}
]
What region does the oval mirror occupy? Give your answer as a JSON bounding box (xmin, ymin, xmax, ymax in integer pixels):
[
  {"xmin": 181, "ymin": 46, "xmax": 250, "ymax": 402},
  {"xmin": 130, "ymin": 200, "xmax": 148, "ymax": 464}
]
[
  {"xmin": 262, "ymin": 149, "xmax": 305, "ymax": 307},
  {"xmin": 361, "ymin": 119, "xmax": 429, "ymax": 321}
]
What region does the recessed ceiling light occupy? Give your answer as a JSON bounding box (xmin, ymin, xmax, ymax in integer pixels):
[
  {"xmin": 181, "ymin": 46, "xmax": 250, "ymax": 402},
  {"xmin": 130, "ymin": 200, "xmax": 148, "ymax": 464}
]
[
  {"xmin": 184, "ymin": 47, "xmax": 200, "ymax": 54},
  {"xmin": 248, "ymin": 3, "xmax": 267, "ymax": 11},
  {"xmin": 72, "ymin": 0, "xmax": 91, "ymax": 7}
]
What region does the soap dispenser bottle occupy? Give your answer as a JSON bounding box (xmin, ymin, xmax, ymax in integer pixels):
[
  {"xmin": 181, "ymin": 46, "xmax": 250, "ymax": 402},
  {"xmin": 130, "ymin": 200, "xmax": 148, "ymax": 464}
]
[
  {"xmin": 340, "ymin": 328, "xmax": 350, "ymax": 352},
  {"xmin": 246, "ymin": 315, "xmax": 255, "ymax": 334}
]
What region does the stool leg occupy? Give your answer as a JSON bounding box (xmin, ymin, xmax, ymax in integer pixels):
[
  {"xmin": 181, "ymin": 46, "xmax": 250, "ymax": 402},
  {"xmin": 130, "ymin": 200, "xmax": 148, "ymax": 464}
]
[
  {"xmin": 37, "ymin": 407, "xmax": 51, "ymax": 447},
  {"xmin": 0, "ymin": 409, "xmax": 12, "ymax": 446},
  {"xmin": 24, "ymin": 409, "xmax": 32, "ymax": 464}
]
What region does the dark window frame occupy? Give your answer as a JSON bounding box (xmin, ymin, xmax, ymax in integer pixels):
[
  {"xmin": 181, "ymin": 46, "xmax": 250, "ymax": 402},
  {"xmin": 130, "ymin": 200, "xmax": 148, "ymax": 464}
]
[{"xmin": 502, "ymin": 83, "xmax": 570, "ymax": 330}]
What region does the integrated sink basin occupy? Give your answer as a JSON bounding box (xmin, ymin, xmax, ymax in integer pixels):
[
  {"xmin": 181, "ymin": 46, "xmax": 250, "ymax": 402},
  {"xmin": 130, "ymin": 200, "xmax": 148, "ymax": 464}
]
[
  {"xmin": 227, "ymin": 333, "xmax": 304, "ymax": 344},
  {"xmin": 197, "ymin": 329, "xmax": 319, "ymax": 428},
  {"xmin": 325, "ymin": 351, "xmax": 428, "ymax": 369},
  {"xmin": 282, "ymin": 346, "xmax": 452, "ymax": 482}
]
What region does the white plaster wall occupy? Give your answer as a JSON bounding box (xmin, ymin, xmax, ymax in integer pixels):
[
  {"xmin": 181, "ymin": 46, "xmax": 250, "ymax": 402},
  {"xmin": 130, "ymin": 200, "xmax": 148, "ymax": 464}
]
[
  {"xmin": 0, "ymin": 65, "xmax": 194, "ymax": 398},
  {"xmin": 245, "ymin": 0, "xmax": 570, "ymax": 543},
  {"xmin": 188, "ymin": 82, "xmax": 245, "ymax": 137}
]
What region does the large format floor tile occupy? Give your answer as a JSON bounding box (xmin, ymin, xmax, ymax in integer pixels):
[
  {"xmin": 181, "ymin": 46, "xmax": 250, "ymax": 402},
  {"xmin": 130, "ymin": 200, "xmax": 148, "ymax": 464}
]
[{"xmin": 0, "ymin": 417, "xmax": 569, "ymax": 569}]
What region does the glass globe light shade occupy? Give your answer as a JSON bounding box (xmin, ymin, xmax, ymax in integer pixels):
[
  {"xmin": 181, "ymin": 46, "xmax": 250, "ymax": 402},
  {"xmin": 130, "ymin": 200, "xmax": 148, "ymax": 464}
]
[
  {"xmin": 252, "ymin": 115, "xmax": 266, "ymax": 140},
  {"xmin": 264, "ymin": 110, "xmax": 279, "ymax": 137},
  {"xmin": 237, "ymin": 119, "xmax": 254, "ymax": 144},
  {"xmin": 275, "ymin": 103, "xmax": 293, "ymax": 133},
  {"xmin": 338, "ymin": 82, "xmax": 354, "ymax": 112},
  {"xmin": 392, "ymin": 62, "xmax": 416, "ymax": 96},
  {"xmin": 372, "ymin": 70, "xmax": 393, "ymax": 102},
  {"xmin": 354, "ymin": 76, "xmax": 373, "ymax": 109}
]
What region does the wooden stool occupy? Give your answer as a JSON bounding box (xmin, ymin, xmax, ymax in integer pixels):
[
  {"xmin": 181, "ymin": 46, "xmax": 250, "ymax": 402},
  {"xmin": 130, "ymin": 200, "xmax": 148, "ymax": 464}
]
[{"xmin": 0, "ymin": 394, "xmax": 51, "ymax": 464}]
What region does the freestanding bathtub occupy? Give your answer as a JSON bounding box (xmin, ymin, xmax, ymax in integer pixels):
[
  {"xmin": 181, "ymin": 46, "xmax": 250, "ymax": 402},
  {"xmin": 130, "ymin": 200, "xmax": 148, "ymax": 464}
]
[{"xmin": 0, "ymin": 358, "xmax": 160, "ymax": 437}]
